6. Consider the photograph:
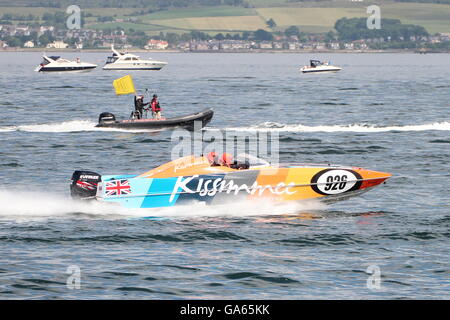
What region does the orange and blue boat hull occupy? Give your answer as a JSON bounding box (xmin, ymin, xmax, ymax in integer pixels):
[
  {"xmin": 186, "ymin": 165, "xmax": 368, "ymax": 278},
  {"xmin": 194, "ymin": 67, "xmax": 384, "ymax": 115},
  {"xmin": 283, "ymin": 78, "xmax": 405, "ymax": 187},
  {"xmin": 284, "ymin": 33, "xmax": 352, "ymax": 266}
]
[{"xmin": 77, "ymin": 159, "xmax": 391, "ymax": 208}]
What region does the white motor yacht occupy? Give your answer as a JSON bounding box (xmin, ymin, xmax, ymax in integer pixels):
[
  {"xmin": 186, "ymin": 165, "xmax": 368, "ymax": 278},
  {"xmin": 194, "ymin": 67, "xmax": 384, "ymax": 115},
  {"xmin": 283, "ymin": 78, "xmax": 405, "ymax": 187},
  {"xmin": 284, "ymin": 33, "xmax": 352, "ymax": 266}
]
[
  {"xmin": 103, "ymin": 46, "xmax": 167, "ymax": 70},
  {"xmin": 300, "ymin": 60, "xmax": 342, "ymax": 73},
  {"xmin": 35, "ymin": 55, "xmax": 97, "ymax": 72}
]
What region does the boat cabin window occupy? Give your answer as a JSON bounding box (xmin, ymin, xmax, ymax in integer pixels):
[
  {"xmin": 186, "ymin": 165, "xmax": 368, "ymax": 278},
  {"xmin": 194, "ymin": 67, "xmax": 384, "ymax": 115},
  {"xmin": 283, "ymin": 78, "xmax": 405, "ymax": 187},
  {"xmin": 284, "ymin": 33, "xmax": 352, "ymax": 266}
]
[{"xmin": 106, "ymin": 56, "xmax": 118, "ymax": 64}]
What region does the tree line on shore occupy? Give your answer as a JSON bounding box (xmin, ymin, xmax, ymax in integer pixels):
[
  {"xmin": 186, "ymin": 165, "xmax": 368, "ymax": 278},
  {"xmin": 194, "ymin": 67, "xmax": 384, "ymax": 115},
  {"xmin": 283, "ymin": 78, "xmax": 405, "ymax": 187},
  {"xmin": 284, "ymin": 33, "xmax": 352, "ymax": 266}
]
[
  {"xmin": 9, "ymin": 0, "xmax": 450, "ymax": 8},
  {"xmin": 335, "ymin": 18, "xmax": 429, "ymax": 41},
  {"xmin": 18, "ymin": 0, "xmax": 247, "ymax": 9},
  {"xmin": 2, "ymin": 13, "xmax": 449, "ymax": 51}
]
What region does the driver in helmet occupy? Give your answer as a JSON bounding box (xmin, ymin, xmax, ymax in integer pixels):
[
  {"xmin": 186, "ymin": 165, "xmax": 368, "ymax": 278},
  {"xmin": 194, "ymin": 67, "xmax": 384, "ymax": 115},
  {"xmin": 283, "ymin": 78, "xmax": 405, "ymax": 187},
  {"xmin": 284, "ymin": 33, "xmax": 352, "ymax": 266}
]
[
  {"xmin": 220, "ymin": 153, "xmax": 250, "ymax": 170},
  {"xmin": 219, "ymin": 153, "xmax": 234, "ymax": 168},
  {"xmin": 207, "ymin": 152, "xmax": 249, "ymax": 170},
  {"xmin": 206, "ymin": 151, "xmax": 220, "ymax": 166}
]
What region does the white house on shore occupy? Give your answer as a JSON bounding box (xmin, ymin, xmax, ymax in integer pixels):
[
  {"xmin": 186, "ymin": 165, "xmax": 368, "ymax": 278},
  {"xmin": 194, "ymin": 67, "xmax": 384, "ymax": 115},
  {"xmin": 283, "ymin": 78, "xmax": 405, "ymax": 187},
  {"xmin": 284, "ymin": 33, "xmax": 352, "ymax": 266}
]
[
  {"xmin": 24, "ymin": 40, "xmax": 35, "ymax": 48},
  {"xmin": 145, "ymin": 39, "xmax": 169, "ymax": 50},
  {"xmin": 46, "ymin": 41, "xmax": 68, "ymax": 49}
]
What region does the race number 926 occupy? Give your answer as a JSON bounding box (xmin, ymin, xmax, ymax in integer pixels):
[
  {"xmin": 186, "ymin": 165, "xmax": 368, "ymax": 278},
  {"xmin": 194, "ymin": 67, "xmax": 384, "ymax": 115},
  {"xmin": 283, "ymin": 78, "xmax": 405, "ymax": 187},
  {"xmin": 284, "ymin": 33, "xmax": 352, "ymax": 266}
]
[{"xmin": 311, "ymin": 169, "xmax": 362, "ymax": 195}]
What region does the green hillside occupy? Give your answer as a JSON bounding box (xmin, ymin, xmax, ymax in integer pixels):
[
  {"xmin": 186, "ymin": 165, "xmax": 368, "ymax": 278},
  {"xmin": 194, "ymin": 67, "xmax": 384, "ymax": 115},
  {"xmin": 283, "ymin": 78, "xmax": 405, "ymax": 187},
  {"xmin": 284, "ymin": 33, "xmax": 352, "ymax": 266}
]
[{"xmin": 1, "ymin": 1, "xmax": 450, "ymax": 34}]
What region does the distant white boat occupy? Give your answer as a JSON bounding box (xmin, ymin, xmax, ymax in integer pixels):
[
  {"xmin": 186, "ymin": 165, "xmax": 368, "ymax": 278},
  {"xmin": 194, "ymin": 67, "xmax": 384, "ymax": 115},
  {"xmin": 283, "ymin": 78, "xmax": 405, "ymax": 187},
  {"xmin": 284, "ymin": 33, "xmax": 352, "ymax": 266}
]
[
  {"xmin": 300, "ymin": 60, "xmax": 342, "ymax": 73},
  {"xmin": 103, "ymin": 45, "xmax": 168, "ymax": 70},
  {"xmin": 35, "ymin": 55, "xmax": 97, "ymax": 72}
]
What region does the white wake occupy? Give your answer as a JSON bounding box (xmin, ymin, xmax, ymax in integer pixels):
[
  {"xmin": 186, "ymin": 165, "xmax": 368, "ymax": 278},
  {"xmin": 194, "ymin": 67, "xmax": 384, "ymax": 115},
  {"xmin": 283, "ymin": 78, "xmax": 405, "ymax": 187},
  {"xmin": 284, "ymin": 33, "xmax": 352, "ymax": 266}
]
[
  {"xmin": 0, "ymin": 120, "xmax": 152, "ymax": 133},
  {"xmin": 0, "ymin": 189, "xmax": 326, "ymax": 221},
  {"xmin": 1, "ymin": 120, "xmax": 450, "ymax": 134},
  {"xmin": 215, "ymin": 121, "xmax": 450, "ymax": 133}
]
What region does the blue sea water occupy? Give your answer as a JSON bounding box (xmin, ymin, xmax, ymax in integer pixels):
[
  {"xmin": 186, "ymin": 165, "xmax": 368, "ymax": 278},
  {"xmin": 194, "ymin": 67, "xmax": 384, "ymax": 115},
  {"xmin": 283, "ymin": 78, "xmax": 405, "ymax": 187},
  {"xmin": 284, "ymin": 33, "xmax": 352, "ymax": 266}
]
[{"xmin": 0, "ymin": 52, "xmax": 449, "ymax": 299}]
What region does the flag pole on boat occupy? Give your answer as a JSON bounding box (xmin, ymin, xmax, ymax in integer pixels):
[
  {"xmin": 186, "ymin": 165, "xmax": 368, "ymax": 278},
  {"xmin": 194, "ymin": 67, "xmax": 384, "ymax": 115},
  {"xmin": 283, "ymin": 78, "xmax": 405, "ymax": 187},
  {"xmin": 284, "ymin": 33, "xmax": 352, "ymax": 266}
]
[{"xmin": 113, "ymin": 74, "xmax": 138, "ymax": 118}]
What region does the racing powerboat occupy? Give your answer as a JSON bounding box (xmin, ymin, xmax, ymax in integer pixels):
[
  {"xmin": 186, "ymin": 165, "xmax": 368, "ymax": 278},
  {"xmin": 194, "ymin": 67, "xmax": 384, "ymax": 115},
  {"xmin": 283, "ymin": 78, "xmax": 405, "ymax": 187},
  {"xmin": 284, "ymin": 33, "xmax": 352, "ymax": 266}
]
[
  {"xmin": 96, "ymin": 108, "xmax": 213, "ymax": 130},
  {"xmin": 300, "ymin": 60, "xmax": 342, "ymax": 73},
  {"xmin": 35, "ymin": 55, "xmax": 97, "ymax": 72},
  {"xmin": 103, "ymin": 45, "xmax": 167, "ymax": 70},
  {"xmin": 70, "ymin": 154, "xmax": 391, "ymax": 209}
]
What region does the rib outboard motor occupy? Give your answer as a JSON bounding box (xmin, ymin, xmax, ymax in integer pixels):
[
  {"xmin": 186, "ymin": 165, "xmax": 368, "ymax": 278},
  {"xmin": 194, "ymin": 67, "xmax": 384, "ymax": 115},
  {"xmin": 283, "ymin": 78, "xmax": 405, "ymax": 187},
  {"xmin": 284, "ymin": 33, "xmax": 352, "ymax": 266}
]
[
  {"xmin": 70, "ymin": 170, "xmax": 101, "ymax": 200},
  {"xmin": 98, "ymin": 112, "xmax": 116, "ymax": 125}
]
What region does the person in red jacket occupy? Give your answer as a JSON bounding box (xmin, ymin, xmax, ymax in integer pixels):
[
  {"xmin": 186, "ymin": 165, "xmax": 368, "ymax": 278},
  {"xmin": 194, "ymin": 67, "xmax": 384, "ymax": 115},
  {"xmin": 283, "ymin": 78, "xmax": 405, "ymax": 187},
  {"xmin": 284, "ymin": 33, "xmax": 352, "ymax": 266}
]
[{"xmin": 150, "ymin": 94, "xmax": 162, "ymax": 119}]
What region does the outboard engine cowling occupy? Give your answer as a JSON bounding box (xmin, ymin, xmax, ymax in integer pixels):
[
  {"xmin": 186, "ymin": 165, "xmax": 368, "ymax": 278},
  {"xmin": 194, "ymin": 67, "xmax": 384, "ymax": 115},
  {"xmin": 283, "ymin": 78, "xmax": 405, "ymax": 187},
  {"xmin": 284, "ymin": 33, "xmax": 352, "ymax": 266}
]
[
  {"xmin": 98, "ymin": 112, "xmax": 116, "ymax": 124},
  {"xmin": 70, "ymin": 170, "xmax": 101, "ymax": 200}
]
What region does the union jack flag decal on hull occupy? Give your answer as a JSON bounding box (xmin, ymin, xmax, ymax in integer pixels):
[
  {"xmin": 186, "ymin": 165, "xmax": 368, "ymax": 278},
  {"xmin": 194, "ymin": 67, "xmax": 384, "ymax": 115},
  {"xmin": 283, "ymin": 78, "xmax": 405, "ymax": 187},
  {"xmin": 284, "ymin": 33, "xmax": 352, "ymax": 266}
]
[{"xmin": 105, "ymin": 179, "xmax": 131, "ymax": 196}]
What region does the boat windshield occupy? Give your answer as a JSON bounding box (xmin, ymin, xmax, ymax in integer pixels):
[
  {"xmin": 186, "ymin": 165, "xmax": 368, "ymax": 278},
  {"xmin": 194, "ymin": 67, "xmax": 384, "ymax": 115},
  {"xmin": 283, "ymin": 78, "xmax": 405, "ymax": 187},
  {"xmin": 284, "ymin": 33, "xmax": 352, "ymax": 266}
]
[
  {"xmin": 41, "ymin": 56, "xmax": 59, "ymax": 65},
  {"xmin": 40, "ymin": 58, "xmax": 50, "ymax": 65},
  {"xmin": 106, "ymin": 56, "xmax": 118, "ymax": 64},
  {"xmin": 310, "ymin": 60, "xmax": 322, "ymax": 67},
  {"xmin": 235, "ymin": 153, "xmax": 270, "ymax": 168}
]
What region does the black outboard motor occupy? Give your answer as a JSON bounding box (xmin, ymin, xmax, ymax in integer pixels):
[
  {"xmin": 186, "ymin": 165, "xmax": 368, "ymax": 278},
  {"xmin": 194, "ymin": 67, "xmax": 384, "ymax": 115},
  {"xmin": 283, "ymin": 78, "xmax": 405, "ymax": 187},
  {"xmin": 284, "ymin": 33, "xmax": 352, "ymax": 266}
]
[
  {"xmin": 98, "ymin": 112, "xmax": 116, "ymax": 125},
  {"xmin": 70, "ymin": 170, "xmax": 101, "ymax": 200}
]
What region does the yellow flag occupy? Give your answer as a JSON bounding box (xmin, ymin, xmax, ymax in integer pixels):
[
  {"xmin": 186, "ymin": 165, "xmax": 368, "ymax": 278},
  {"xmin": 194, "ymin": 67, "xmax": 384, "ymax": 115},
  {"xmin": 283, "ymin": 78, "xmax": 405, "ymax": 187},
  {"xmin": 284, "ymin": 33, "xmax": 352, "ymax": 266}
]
[{"xmin": 113, "ymin": 75, "xmax": 136, "ymax": 95}]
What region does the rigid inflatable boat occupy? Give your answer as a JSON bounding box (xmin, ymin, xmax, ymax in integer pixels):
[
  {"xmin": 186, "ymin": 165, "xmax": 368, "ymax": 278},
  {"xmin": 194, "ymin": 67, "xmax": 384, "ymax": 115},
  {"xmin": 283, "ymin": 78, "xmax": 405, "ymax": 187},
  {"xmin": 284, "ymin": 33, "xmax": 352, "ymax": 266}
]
[{"xmin": 95, "ymin": 108, "xmax": 214, "ymax": 131}]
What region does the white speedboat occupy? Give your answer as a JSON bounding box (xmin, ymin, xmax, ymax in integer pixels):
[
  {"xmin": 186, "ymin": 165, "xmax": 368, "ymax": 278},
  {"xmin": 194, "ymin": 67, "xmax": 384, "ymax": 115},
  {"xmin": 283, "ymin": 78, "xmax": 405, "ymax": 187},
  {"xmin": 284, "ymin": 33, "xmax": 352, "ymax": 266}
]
[
  {"xmin": 300, "ymin": 60, "xmax": 342, "ymax": 73},
  {"xmin": 35, "ymin": 55, "xmax": 97, "ymax": 72},
  {"xmin": 103, "ymin": 46, "xmax": 167, "ymax": 70}
]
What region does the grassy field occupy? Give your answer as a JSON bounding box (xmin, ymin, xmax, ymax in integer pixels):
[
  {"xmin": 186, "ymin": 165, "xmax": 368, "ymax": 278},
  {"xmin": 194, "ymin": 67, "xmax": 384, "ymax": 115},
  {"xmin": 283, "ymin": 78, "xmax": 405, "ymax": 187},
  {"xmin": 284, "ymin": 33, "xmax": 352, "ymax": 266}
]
[
  {"xmin": 140, "ymin": 6, "xmax": 256, "ymax": 20},
  {"xmin": 257, "ymin": 7, "xmax": 364, "ymax": 31},
  {"xmin": 0, "ymin": 6, "xmax": 59, "ymax": 15},
  {"xmin": 92, "ymin": 2, "xmax": 450, "ymax": 34},
  {"xmin": 1, "ymin": 2, "xmax": 450, "ymax": 34},
  {"xmin": 257, "ymin": 3, "xmax": 450, "ymax": 33},
  {"xmin": 0, "ymin": 6, "xmax": 137, "ymax": 17},
  {"xmin": 87, "ymin": 22, "xmax": 167, "ymax": 32},
  {"xmin": 246, "ymin": 0, "xmax": 288, "ymax": 7},
  {"xmin": 379, "ymin": 3, "xmax": 450, "ymax": 34},
  {"xmin": 150, "ymin": 16, "xmax": 267, "ymax": 32}
]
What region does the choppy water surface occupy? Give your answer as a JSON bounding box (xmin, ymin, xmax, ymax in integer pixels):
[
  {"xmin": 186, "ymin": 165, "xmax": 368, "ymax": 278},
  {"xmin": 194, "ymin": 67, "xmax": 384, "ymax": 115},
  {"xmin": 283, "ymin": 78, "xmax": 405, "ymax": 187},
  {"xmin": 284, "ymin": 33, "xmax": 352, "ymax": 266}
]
[{"xmin": 0, "ymin": 52, "xmax": 449, "ymax": 299}]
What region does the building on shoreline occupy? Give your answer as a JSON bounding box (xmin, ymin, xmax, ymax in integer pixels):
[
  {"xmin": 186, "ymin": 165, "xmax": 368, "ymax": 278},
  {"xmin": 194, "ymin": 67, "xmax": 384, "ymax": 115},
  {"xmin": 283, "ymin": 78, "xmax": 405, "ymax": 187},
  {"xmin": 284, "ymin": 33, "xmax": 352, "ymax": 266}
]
[
  {"xmin": 46, "ymin": 40, "xmax": 68, "ymax": 49},
  {"xmin": 24, "ymin": 40, "xmax": 34, "ymax": 48},
  {"xmin": 145, "ymin": 39, "xmax": 169, "ymax": 50},
  {"xmin": 1, "ymin": 23, "xmax": 449, "ymax": 52}
]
